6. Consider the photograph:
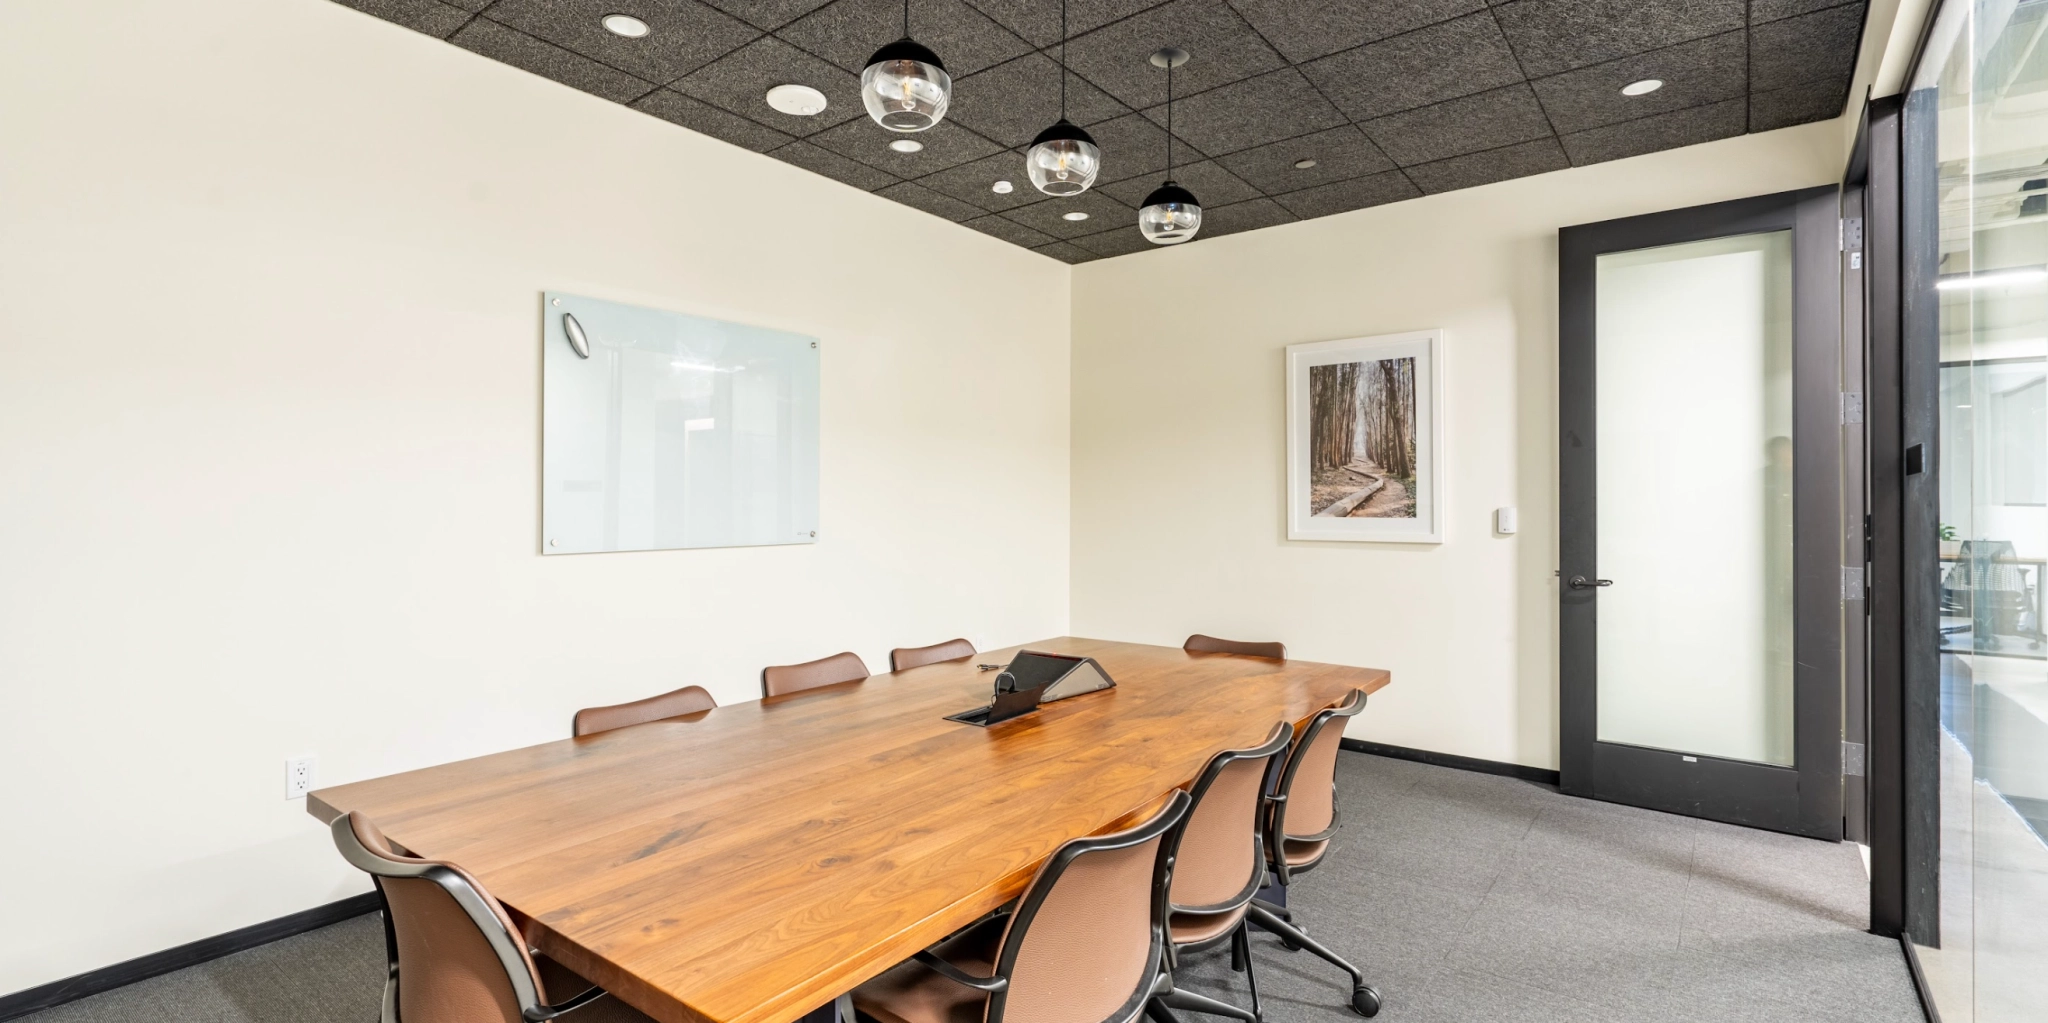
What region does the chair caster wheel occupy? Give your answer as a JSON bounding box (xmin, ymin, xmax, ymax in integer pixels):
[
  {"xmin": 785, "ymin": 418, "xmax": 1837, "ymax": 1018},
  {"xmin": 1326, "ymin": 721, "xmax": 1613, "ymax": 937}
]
[{"xmin": 1350, "ymin": 986, "xmax": 1381, "ymax": 1017}]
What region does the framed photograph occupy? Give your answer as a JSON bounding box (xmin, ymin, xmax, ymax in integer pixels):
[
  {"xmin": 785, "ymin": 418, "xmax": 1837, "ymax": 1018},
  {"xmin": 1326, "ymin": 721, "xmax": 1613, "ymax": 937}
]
[{"xmin": 1286, "ymin": 330, "xmax": 1444, "ymax": 543}]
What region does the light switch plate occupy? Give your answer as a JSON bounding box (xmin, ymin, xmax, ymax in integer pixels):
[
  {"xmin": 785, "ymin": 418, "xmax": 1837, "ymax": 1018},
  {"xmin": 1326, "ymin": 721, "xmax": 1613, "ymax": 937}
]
[{"xmin": 1495, "ymin": 507, "xmax": 1518, "ymax": 534}]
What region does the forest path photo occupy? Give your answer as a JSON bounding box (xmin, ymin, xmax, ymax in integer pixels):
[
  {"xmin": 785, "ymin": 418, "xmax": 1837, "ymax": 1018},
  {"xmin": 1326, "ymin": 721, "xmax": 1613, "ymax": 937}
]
[
  {"xmin": 1308, "ymin": 356, "xmax": 1418, "ymax": 519},
  {"xmin": 1311, "ymin": 460, "xmax": 1415, "ymax": 518}
]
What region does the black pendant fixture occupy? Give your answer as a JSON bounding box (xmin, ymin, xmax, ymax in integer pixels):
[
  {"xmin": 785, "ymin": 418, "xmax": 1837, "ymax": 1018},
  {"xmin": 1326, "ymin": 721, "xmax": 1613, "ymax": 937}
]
[
  {"xmin": 1140, "ymin": 47, "xmax": 1200, "ymax": 244},
  {"xmin": 1026, "ymin": 0, "xmax": 1101, "ymax": 195},
  {"xmin": 861, "ymin": 0, "xmax": 950, "ymax": 132}
]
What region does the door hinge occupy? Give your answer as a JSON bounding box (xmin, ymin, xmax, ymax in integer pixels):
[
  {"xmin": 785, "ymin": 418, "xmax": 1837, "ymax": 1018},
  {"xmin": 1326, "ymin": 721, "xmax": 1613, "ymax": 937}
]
[
  {"xmin": 1843, "ymin": 741, "xmax": 1866, "ymax": 777},
  {"xmin": 1841, "ymin": 391, "xmax": 1863, "ymax": 424},
  {"xmin": 1844, "ymin": 217, "xmax": 1863, "ymax": 249},
  {"xmin": 1842, "ymin": 566, "xmax": 1866, "ymax": 601}
]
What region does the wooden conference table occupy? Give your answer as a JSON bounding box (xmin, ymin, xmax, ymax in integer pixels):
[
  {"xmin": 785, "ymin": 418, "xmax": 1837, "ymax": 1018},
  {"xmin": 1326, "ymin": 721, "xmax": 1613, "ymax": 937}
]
[{"xmin": 307, "ymin": 637, "xmax": 1390, "ymax": 1023}]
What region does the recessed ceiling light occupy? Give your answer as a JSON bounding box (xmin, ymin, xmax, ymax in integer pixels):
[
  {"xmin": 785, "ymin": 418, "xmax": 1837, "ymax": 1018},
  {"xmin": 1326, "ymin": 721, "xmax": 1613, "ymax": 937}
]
[
  {"xmin": 888, "ymin": 138, "xmax": 925, "ymax": 153},
  {"xmin": 1063, "ymin": 211, "xmax": 1090, "ymax": 221},
  {"xmin": 992, "ymin": 180, "xmax": 1015, "ymax": 194},
  {"xmin": 1621, "ymin": 78, "xmax": 1663, "ymax": 96},
  {"xmin": 1293, "ymin": 158, "xmax": 1318, "ymax": 169},
  {"xmin": 600, "ymin": 13, "xmax": 649, "ymax": 37},
  {"xmin": 765, "ymin": 84, "xmax": 827, "ymax": 116}
]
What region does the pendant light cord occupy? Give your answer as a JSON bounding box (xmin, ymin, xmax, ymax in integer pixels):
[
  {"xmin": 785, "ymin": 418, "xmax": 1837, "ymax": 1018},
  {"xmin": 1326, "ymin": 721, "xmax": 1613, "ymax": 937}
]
[
  {"xmin": 904, "ymin": 0, "xmax": 910, "ymax": 36},
  {"xmin": 1165, "ymin": 58, "xmax": 1173, "ymax": 179},
  {"xmin": 1059, "ymin": 0, "xmax": 1069, "ymax": 118}
]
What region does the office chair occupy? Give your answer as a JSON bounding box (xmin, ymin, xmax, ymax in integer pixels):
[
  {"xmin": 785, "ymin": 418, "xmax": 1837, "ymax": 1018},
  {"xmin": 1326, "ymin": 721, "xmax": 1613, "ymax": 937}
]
[
  {"xmin": 761, "ymin": 651, "xmax": 870, "ymax": 698},
  {"xmin": 330, "ymin": 811, "xmax": 652, "ymax": 1023},
  {"xmin": 572, "ymin": 685, "xmax": 717, "ymax": 737},
  {"xmin": 1246, "ymin": 690, "xmax": 1378, "ymax": 1017},
  {"xmin": 1154, "ymin": 723, "xmax": 1293, "ymax": 1023},
  {"xmin": 890, "ymin": 638, "xmax": 976, "ymax": 672},
  {"xmin": 1183, "ymin": 635, "xmax": 1287, "ymax": 660},
  {"xmin": 851, "ymin": 791, "xmax": 1191, "ymax": 1023}
]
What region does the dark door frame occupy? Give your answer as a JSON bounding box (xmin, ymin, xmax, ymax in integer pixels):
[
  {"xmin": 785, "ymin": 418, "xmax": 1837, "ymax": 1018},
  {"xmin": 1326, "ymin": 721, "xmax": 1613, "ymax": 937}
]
[{"xmin": 1558, "ymin": 186, "xmax": 1845, "ymax": 840}]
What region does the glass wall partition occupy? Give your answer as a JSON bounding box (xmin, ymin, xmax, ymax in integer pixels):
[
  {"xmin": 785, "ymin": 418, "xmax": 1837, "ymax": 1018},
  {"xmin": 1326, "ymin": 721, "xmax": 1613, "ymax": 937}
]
[{"xmin": 1908, "ymin": 2, "xmax": 2048, "ymax": 1017}]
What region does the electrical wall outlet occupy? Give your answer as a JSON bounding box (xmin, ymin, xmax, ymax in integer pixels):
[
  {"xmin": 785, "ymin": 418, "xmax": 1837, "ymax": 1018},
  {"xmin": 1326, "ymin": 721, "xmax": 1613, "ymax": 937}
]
[{"xmin": 285, "ymin": 756, "xmax": 317, "ymax": 800}]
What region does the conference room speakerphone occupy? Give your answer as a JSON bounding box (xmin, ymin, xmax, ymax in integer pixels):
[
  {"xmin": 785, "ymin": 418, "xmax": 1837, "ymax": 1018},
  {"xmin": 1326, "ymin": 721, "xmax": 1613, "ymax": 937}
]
[{"xmin": 946, "ymin": 651, "xmax": 1116, "ymax": 726}]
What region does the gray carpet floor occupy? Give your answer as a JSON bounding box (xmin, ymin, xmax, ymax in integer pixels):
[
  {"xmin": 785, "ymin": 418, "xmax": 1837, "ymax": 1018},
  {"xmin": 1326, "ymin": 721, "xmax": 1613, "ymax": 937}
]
[{"xmin": 17, "ymin": 753, "xmax": 1923, "ymax": 1023}]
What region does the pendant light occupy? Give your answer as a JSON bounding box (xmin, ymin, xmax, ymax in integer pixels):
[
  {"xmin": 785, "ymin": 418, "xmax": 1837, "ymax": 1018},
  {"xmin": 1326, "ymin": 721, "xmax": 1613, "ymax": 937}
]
[
  {"xmin": 1026, "ymin": 0, "xmax": 1101, "ymax": 196},
  {"xmin": 1139, "ymin": 47, "xmax": 1200, "ymax": 245},
  {"xmin": 861, "ymin": 0, "xmax": 950, "ymax": 132}
]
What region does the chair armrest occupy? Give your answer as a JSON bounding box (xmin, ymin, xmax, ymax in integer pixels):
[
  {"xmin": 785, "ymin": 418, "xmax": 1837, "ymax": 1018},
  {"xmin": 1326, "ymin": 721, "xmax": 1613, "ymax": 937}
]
[
  {"xmin": 526, "ymin": 986, "xmax": 607, "ymax": 1021},
  {"xmin": 912, "ymin": 951, "xmax": 1008, "ymax": 993}
]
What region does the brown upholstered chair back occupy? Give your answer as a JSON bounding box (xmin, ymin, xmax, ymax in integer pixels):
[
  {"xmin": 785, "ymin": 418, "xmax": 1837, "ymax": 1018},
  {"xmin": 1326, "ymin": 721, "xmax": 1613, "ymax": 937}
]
[
  {"xmin": 332, "ymin": 812, "xmax": 576, "ymax": 1023},
  {"xmin": 889, "ymin": 638, "xmax": 976, "ymax": 672},
  {"xmin": 573, "ymin": 685, "xmax": 717, "ymax": 737},
  {"xmin": 1166, "ymin": 724, "xmax": 1291, "ymax": 914},
  {"xmin": 989, "ymin": 790, "xmax": 1190, "ymax": 1023},
  {"xmin": 1266, "ymin": 689, "xmax": 1367, "ymax": 883},
  {"xmin": 760, "ymin": 651, "xmax": 869, "ymax": 698},
  {"xmin": 1182, "ymin": 635, "xmax": 1286, "ymax": 660}
]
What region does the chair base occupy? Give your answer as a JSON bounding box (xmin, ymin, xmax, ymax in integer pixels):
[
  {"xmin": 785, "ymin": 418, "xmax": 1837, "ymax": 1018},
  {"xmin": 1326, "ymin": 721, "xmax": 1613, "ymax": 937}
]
[{"xmin": 1245, "ymin": 901, "xmax": 1380, "ymax": 1018}]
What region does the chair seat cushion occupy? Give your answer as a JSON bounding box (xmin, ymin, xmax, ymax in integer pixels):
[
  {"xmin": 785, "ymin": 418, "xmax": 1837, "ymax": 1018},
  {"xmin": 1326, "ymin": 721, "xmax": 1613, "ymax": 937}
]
[
  {"xmin": 853, "ymin": 918, "xmax": 1004, "ymax": 1023},
  {"xmin": 1169, "ymin": 904, "xmax": 1247, "ymax": 947}
]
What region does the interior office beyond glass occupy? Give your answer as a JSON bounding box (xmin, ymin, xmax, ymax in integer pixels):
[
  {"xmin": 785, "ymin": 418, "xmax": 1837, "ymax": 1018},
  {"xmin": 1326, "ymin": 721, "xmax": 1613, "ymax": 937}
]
[{"xmin": 1911, "ymin": 1, "xmax": 2048, "ymax": 1016}]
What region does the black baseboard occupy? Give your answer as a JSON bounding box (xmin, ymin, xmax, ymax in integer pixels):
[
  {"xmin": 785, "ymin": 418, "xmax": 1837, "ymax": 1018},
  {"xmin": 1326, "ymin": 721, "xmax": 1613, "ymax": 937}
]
[
  {"xmin": 1340, "ymin": 738, "xmax": 1562, "ymax": 786},
  {"xmin": 1899, "ymin": 934, "xmax": 1941, "ymax": 1023},
  {"xmin": 0, "ymin": 892, "xmax": 380, "ymax": 1022}
]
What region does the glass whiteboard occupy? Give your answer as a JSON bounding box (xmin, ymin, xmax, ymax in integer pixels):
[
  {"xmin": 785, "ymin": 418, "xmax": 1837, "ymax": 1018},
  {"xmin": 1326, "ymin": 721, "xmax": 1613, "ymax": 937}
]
[{"xmin": 542, "ymin": 292, "xmax": 819, "ymax": 555}]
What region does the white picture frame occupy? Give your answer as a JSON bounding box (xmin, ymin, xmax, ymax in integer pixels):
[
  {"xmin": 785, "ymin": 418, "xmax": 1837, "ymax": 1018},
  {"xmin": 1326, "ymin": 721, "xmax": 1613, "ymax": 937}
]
[{"xmin": 1286, "ymin": 330, "xmax": 1444, "ymax": 543}]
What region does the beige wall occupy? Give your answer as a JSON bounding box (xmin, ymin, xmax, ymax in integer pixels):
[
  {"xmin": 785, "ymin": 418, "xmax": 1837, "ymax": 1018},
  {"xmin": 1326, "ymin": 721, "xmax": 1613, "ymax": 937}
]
[
  {"xmin": 1069, "ymin": 123, "xmax": 1846, "ymax": 771},
  {"xmin": 0, "ymin": 0, "xmax": 1070, "ymax": 993}
]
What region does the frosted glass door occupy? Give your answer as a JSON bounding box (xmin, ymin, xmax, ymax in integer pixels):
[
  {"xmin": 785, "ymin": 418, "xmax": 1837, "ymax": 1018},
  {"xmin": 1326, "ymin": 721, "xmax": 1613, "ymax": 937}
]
[{"xmin": 1594, "ymin": 232, "xmax": 1796, "ymax": 766}]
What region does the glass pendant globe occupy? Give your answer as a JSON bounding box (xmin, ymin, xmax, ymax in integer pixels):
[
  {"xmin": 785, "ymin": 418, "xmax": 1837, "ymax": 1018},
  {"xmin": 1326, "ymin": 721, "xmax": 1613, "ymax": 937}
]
[
  {"xmin": 1026, "ymin": 120, "xmax": 1102, "ymax": 196},
  {"xmin": 861, "ymin": 40, "xmax": 951, "ymax": 132},
  {"xmin": 1139, "ymin": 182, "xmax": 1202, "ymax": 245}
]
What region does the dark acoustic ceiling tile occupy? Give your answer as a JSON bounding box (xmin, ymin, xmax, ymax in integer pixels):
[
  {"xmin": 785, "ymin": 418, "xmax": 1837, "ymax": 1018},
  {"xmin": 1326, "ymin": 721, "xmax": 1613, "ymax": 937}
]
[
  {"xmin": 1071, "ymin": 224, "xmax": 1157, "ymax": 257},
  {"xmin": 1061, "ymin": 0, "xmax": 1286, "ymax": 110},
  {"xmin": 1751, "ymin": 3, "xmax": 1865, "ymax": 92},
  {"xmin": 1033, "ymin": 240, "xmax": 1100, "ymax": 263},
  {"xmin": 1085, "ymin": 110, "xmax": 1202, "ymax": 185},
  {"xmin": 1404, "ymin": 136, "xmax": 1568, "ymax": 193},
  {"xmin": 1530, "ymin": 30, "xmax": 1746, "ymax": 133},
  {"xmin": 877, "ymin": 180, "xmax": 988, "ymax": 220},
  {"xmin": 330, "ymin": 0, "xmax": 473, "ymax": 37},
  {"xmin": 917, "ymin": 152, "xmax": 1045, "ymax": 212},
  {"xmin": 1751, "ymin": 0, "xmax": 1856, "ymax": 23},
  {"xmin": 775, "ymin": 0, "xmax": 1033, "ymax": 78},
  {"xmin": 701, "ymin": 0, "xmax": 838, "ymax": 31},
  {"xmin": 1300, "ymin": 12, "xmax": 1528, "ymax": 122},
  {"xmin": 1198, "ymin": 197, "xmax": 1299, "ymax": 238},
  {"xmin": 1492, "ymin": 0, "xmax": 1746, "ymax": 77},
  {"xmin": 453, "ymin": 19, "xmax": 659, "ymax": 104},
  {"xmin": 804, "ymin": 116, "xmax": 1004, "ymax": 174},
  {"xmin": 1215, "ymin": 124, "xmax": 1395, "ymax": 193},
  {"xmin": 673, "ymin": 36, "xmax": 863, "ymax": 137},
  {"xmin": 484, "ymin": 0, "xmax": 760, "ymax": 84},
  {"xmin": 999, "ymin": 190, "xmax": 1138, "ymax": 238},
  {"xmin": 947, "ymin": 52, "xmax": 1131, "ymax": 150},
  {"xmin": 1270, "ymin": 170, "xmax": 1422, "ymax": 219},
  {"xmin": 1559, "ymin": 97, "xmax": 1745, "ymax": 164},
  {"xmin": 440, "ymin": 0, "xmax": 490, "ymax": 10},
  {"xmin": 770, "ymin": 140, "xmax": 904, "ymax": 189},
  {"xmin": 962, "ymin": 213, "xmax": 1059, "ymax": 246},
  {"xmin": 1096, "ymin": 160, "xmax": 1260, "ymax": 209},
  {"xmin": 635, "ymin": 88, "xmax": 798, "ymax": 151},
  {"xmin": 1750, "ymin": 78, "xmax": 1849, "ymax": 131},
  {"xmin": 1230, "ymin": 0, "xmax": 1490, "ymax": 63},
  {"xmin": 965, "ymin": 0, "xmax": 1171, "ymax": 47},
  {"xmin": 1362, "ymin": 84, "xmax": 1555, "ymax": 166},
  {"xmin": 1139, "ymin": 68, "xmax": 1347, "ymax": 157}
]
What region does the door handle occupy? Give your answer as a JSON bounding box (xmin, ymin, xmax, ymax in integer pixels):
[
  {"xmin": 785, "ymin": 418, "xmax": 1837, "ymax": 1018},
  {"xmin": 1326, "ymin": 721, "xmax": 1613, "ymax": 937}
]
[{"xmin": 1568, "ymin": 575, "xmax": 1613, "ymax": 589}]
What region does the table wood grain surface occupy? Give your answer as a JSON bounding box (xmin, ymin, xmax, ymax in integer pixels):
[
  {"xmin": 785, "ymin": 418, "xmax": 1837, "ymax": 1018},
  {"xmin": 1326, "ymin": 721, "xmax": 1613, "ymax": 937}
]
[{"xmin": 307, "ymin": 637, "xmax": 1390, "ymax": 1023}]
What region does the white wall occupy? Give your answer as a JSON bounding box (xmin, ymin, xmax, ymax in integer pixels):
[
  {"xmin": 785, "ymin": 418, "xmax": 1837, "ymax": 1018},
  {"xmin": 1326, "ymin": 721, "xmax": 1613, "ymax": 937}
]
[
  {"xmin": 1069, "ymin": 123, "xmax": 1845, "ymax": 771},
  {"xmin": 0, "ymin": 0, "xmax": 1070, "ymax": 994}
]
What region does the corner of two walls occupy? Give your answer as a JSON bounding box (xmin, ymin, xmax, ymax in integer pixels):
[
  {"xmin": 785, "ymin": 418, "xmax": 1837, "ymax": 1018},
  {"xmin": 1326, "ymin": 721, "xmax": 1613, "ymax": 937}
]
[{"xmin": 1065, "ymin": 120, "xmax": 1850, "ymax": 772}]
